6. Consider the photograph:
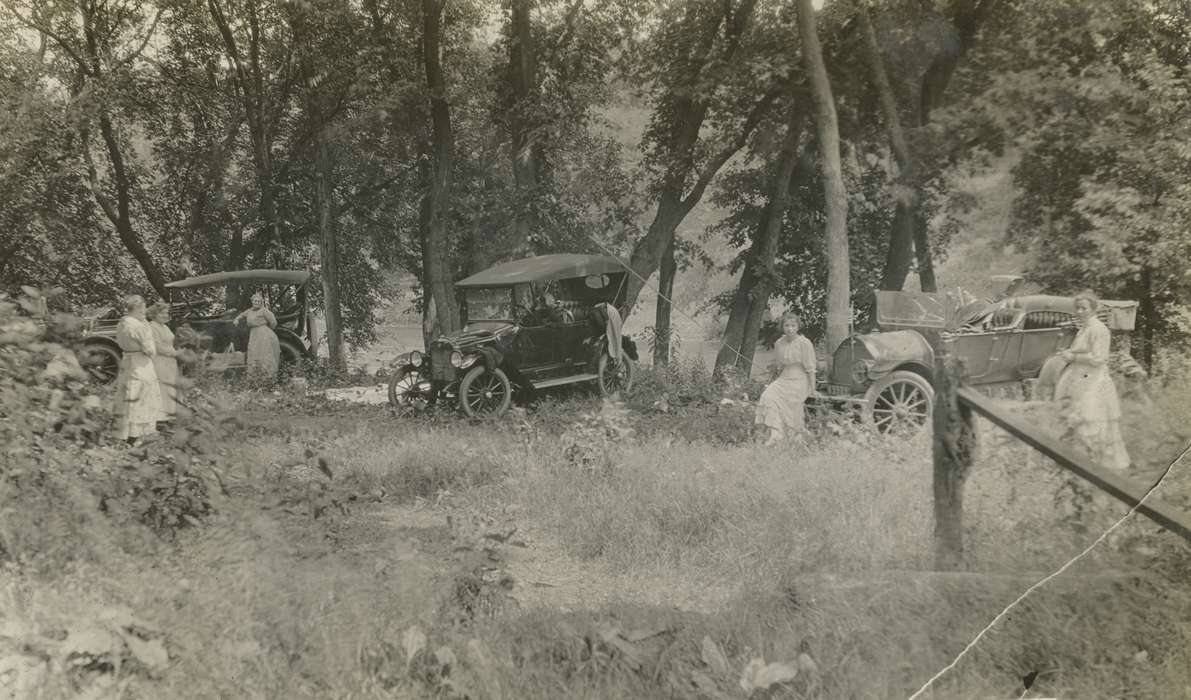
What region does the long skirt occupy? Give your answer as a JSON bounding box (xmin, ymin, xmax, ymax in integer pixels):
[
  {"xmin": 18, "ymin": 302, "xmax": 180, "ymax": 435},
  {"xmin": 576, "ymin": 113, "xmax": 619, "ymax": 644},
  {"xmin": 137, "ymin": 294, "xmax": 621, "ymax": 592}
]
[
  {"xmin": 246, "ymin": 325, "xmax": 281, "ymax": 378},
  {"xmin": 153, "ymin": 354, "xmax": 178, "ymax": 421},
  {"xmin": 1055, "ymin": 364, "xmax": 1130, "ymax": 470},
  {"xmin": 113, "ymin": 353, "xmax": 162, "ymax": 440},
  {"xmin": 755, "ymin": 373, "xmax": 810, "ymax": 435}
]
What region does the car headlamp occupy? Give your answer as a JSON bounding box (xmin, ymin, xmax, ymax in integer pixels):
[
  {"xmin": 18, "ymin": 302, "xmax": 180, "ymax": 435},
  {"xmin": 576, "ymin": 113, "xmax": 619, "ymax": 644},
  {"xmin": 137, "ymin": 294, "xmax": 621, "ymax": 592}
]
[
  {"xmin": 408, "ymin": 350, "xmax": 423, "ymax": 367},
  {"xmin": 451, "ymin": 352, "xmax": 478, "ymax": 370},
  {"xmin": 851, "ymin": 360, "xmax": 871, "ymax": 385}
]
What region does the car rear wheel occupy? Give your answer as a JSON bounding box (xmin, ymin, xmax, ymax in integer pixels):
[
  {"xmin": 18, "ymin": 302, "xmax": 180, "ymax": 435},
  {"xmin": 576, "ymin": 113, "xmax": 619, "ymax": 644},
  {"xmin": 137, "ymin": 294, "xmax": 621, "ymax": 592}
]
[
  {"xmin": 388, "ymin": 366, "xmax": 433, "ymax": 410},
  {"xmin": 81, "ymin": 342, "xmax": 120, "ymax": 384},
  {"xmin": 459, "ymin": 365, "xmax": 512, "ymax": 418},
  {"xmin": 862, "ymin": 370, "xmax": 934, "ymax": 435},
  {"xmin": 279, "ymin": 340, "xmax": 305, "ymax": 375},
  {"xmin": 597, "ymin": 351, "xmax": 634, "ymax": 396}
]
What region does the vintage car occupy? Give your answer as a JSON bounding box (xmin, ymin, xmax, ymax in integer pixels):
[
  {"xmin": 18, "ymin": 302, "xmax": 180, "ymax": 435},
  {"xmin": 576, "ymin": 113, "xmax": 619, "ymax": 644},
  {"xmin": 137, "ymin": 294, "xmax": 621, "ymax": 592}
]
[
  {"xmin": 387, "ymin": 254, "xmax": 639, "ymax": 417},
  {"xmin": 80, "ymin": 269, "xmax": 319, "ymax": 382},
  {"xmin": 819, "ymin": 286, "xmax": 1140, "ymax": 433}
]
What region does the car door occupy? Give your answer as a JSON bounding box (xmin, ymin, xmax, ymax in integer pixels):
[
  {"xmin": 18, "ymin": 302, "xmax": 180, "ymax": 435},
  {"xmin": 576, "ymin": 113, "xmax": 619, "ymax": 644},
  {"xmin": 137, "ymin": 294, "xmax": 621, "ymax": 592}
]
[{"xmin": 511, "ymin": 323, "xmax": 558, "ymax": 377}]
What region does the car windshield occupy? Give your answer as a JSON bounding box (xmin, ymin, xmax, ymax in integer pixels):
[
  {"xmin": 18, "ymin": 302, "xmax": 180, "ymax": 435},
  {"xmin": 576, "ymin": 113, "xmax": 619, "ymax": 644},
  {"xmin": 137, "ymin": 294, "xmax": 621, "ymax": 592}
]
[{"xmin": 465, "ymin": 287, "xmax": 515, "ymax": 321}]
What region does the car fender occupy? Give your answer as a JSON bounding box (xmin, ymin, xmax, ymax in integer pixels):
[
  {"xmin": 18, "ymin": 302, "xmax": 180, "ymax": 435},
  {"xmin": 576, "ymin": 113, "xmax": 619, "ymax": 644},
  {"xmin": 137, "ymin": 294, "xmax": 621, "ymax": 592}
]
[
  {"xmin": 838, "ymin": 330, "xmax": 934, "ymax": 386},
  {"xmin": 81, "ymin": 335, "xmax": 121, "ymax": 355},
  {"xmin": 478, "ymin": 345, "xmax": 504, "ymax": 369},
  {"xmin": 872, "ymin": 360, "xmax": 935, "ymax": 386},
  {"xmin": 275, "ymin": 327, "xmax": 311, "ymax": 357}
]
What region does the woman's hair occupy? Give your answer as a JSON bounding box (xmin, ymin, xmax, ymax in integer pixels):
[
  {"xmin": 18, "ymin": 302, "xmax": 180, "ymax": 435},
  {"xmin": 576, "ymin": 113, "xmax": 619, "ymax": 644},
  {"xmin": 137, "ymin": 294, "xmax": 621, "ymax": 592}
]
[
  {"xmin": 1073, "ymin": 289, "xmax": 1100, "ymax": 311},
  {"xmin": 123, "ymin": 294, "xmax": 145, "ymax": 313},
  {"xmin": 251, "ymin": 291, "xmax": 265, "ymax": 303},
  {"xmin": 780, "ymin": 311, "xmax": 801, "ymax": 327},
  {"xmin": 147, "ymin": 302, "xmax": 170, "ymax": 320}
]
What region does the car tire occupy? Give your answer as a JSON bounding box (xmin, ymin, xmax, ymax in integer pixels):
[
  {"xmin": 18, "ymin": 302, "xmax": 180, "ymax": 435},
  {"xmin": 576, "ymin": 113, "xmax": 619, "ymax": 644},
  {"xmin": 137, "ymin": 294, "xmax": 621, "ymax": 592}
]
[
  {"xmin": 81, "ymin": 342, "xmax": 121, "ymax": 384},
  {"xmin": 459, "ymin": 365, "xmax": 512, "ymax": 418},
  {"xmin": 279, "ymin": 340, "xmax": 305, "ymax": 375},
  {"xmin": 597, "ymin": 352, "xmax": 634, "ymax": 396},
  {"xmin": 388, "ymin": 366, "xmax": 432, "ymax": 410},
  {"xmin": 862, "ymin": 370, "xmax": 934, "ymax": 435}
]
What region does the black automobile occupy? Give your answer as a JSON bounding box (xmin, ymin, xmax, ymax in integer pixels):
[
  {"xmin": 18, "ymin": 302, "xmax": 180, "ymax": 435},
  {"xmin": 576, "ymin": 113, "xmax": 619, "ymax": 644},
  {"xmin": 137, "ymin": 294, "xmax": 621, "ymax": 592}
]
[
  {"xmin": 81, "ymin": 269, "xmax": 319, "ymax": 382},
  {"xmin": 387, "ymin": 254, "xmax": 638, "ymax": 417}
]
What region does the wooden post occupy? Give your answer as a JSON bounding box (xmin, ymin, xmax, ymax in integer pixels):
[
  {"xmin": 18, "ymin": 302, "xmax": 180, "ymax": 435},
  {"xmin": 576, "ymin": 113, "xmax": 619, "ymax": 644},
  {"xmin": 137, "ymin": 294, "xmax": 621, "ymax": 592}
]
[{"xmin": 929, "ymin": 332, "xmax": 976, "ymax": 570}]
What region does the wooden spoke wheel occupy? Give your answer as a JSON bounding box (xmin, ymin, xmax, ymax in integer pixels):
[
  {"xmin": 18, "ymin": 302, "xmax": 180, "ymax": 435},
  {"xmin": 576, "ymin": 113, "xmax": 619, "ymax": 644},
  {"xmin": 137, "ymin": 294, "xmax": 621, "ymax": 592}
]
[
  {"xmin": 597, "ymin": 351, "xmax": 634, "ymax": 396},
  {"xmin": 388, "ymin": 366, "xmax": 434, "ymax": 410},
  {"xmin": 459, "ymin": 365, "xmax": 512, "ymax": 418},
  {"xmin": 81, "ymin": 343, "xmax": 120, "ymax": 384},
  {"xmin": 862, "ymin": 370, "xmax": 934, "ymax": 435}
]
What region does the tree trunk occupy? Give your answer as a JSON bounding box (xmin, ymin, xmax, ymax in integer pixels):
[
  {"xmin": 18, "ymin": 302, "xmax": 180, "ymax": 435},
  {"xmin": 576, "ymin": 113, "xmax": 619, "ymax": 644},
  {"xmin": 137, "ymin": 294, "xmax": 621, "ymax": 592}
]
[
  {"xmin": 861, "ymin": 8, "xmax": 917, "ymax": 293},
  {"xmin": 207, "ymin": 0, "xmax": 283, "ymax": 270},
  {"xmin": 653, "ymin": 239, "xmax": 677, "ymax": 366},
  {"xmin": 77, "ymin": 2, "xmax": 169, "ymax": 297},
  {"xmin": 1140, "ymin": 265, "xmax": 1155, "ymax": 369},
  {"xmin": 421, "ymin": 0, "xmax": 459, "ymax": 341},
  {"xmin": 507, "ymin": 0, "xmax": 540, "ymax": 256},
  {"xmin": 314, "ymin": 132, "xmax": 344, "ymax": 369},
  {"xmin": 619, "ymin": 0, "xmax": 765, "ymax": 317},
  {"xmin": 880, "ymin": 202, "xmax": 916, "ymax": 290},
  {"xmin": 796, "ymin": 0, "xmax": 850, "ymax": 362},
  {"xmin": 875, "ymin": 0, "xmax": 1000, "ymax": 292},
  {"xmin": 714, "ymin": 110, "xmax": 806, "ymax": 377},
  {"xmin": 913, "ymin": 221, "xmax": 938, "ymax": 292}
]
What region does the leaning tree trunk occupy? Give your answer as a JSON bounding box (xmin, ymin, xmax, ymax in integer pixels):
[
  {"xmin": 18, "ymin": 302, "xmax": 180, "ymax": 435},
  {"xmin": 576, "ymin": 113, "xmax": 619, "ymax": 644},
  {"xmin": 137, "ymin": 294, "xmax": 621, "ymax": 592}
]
[
  {"xmin": 870, "ymin": 0, "xmax": 1000, "ymax": 292},
  {"xmin": 420, "ymin": 0, "xmax": 459, "ymax": 343},
  {"xmin": 796, "ymin": 0, "xmax": 850, "ymax": 362},
  {"xmin": 714, "ymin": 109, "xmax": 806, "ymax": 377},
  {"xmin": 652, "ymin": 239, "xmax": 678, "ymax": 367},
  {"xmin": 860, "ymin": 7, "xmax": 918, "ymax": 293}
]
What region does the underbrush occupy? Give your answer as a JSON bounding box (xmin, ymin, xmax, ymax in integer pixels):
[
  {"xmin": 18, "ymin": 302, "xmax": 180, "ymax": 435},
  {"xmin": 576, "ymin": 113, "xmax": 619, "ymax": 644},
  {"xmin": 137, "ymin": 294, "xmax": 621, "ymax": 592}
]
[{"xmin": 7, "ymin": 299, "xmax": 1191, "ymax": 699}]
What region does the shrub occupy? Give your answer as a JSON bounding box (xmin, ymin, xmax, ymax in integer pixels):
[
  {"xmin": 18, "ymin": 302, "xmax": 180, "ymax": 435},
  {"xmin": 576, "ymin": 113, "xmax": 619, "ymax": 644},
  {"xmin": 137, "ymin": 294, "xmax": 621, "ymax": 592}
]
[{"xmin": 0, "ymin": 289, "xmax": 230, "ymax": 571}]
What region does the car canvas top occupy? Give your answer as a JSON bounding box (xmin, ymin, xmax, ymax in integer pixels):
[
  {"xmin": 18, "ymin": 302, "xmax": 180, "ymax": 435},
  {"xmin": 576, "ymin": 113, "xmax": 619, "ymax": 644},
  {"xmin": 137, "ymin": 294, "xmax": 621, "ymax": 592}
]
[
  {"xmin": 163, "ymin": 269, "xmax": 311, "ymax": 290},
  {"xmin": 454, "ymin": 254, "xmax": 626, "ymax": 287}
]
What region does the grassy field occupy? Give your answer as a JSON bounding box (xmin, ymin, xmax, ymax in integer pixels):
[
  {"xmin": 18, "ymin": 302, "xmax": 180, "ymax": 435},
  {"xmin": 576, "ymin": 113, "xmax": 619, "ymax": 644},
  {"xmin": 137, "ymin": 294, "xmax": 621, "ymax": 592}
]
[{"xmin": 4, "ymin": 360, "xmax": 1191, "ymax": 700}]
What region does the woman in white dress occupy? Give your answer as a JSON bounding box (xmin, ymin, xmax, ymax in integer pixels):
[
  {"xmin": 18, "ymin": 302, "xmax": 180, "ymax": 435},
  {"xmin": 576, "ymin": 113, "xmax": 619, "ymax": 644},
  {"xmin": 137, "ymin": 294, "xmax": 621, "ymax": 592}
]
[
  {"xmin": 112, "ymin": 295, "xmax": 161, "ymax": 444},
  {"xmin": 1054, "ymin": 290, "xmax": 1130, "ymax": 470},
  {"xmin": 147, "ymin": 302, "xmax": 179, "ymax": 426},
  {"xmin": 755, "ymin": 312, "xmax": 817, "ymax": 446},
  {"xmin": 236, "ymin": 292, "xmax": 281, "ymax": 380}
]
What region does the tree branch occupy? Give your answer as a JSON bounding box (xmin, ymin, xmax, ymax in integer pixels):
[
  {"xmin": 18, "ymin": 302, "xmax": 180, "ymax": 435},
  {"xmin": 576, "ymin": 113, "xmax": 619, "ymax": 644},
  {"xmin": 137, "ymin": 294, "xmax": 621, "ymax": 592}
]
[
  {"xmin": 111, "ymin": 6, "xmax": 165, "ymax": 72},
  {"xmin": 0, "ymin": 0, "xmax": 88, "ymax": 71},
  {"xmin": 680, "ymin": 85, "xmax": 783, "ymax": 210}
]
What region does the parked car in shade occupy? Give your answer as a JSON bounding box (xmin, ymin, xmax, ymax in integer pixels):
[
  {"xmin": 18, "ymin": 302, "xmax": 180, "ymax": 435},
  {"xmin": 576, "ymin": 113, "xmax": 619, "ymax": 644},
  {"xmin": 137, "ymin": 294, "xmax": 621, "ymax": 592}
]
[
  {"xmin": 387, "ymin": 254, "xmax": 638, "ymax": 418},
  {"xmin": 818, "ymin": 286, "xmax": 1140, "ymax": 434},
  {"xmin": 80, "ymin": 269, "xmax": 319, "ymax": 383}
]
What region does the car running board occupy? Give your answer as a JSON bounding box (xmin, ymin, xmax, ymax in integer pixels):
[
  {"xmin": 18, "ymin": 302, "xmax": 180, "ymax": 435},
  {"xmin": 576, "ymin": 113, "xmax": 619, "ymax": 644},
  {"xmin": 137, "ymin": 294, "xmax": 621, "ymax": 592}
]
[{"xmin": 530, "ymin": 373, "xmax": 599, "ymax": 390}]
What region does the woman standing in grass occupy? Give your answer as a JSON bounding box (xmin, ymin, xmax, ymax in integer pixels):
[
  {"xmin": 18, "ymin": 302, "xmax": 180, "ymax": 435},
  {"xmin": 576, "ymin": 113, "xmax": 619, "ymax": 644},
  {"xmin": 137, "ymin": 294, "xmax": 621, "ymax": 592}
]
[
  {"xmin": 113, "ymin": 295, "xmax": 161, "ymax": 444},
  {"xmin": 147, "ymin": 302, "xmax": 179, "ymax": 428},
  {"xmin": 1054, "ymin": 290, "xmax": 1130, "ymax": 470},
  {"xmin": 755, "ymin": 311, "xmax": 817, "ymax": 446},
  {"xmin": 236, "ymin": 291, "xmax": 281, "ymax": 380}
]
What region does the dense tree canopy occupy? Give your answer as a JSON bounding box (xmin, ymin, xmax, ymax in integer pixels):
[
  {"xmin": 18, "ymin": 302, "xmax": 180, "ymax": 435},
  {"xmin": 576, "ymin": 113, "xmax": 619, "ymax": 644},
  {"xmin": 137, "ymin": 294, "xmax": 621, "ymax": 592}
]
[{"xmin": 2, "ymin": 0, "xmax": 1188, "ymax": 365}]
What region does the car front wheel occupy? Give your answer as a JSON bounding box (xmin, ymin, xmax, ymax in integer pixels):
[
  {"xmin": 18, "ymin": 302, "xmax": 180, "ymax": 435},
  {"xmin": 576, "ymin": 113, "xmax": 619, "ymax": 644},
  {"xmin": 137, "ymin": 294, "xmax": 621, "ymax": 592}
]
[
  {"xmin": 862, "ymin": 370, "xmax": 934, "ymax": 435},
  {"xmin": 81, "ymin": 342, "xmax": 121, "ymax": 384},
  {"xmin": 597, "ymin": 351, "xmax": 634, "ymax": 396},
  {"xmin": 459, "ymin": 365, "xmax": 512, "ymax": 418},
  {"xmin": 388, "ymin": 366, "xmax": 433, "ymax": 410}
]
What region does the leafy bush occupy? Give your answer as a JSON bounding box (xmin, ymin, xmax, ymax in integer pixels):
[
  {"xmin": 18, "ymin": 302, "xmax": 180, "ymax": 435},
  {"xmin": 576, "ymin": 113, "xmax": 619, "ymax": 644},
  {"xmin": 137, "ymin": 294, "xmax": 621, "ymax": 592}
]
[{"xmin": 0, "ymin": 288, "xmax": 230, "ymax": 571}]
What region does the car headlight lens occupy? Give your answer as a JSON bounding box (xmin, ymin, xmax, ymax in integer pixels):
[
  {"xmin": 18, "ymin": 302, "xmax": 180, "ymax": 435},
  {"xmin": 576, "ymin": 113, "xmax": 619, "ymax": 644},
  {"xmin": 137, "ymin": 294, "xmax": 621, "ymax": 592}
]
[
  {"xmin": 450, "ymin": 351, "xmax": 463, "ymax": 368},
  {"xmin": 409, "ymin": 350, "xmax": 423, "ymax": 367},
  {"xmin": 851, "ymin": 360, "xmax": 870, "ymax": 385}
]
